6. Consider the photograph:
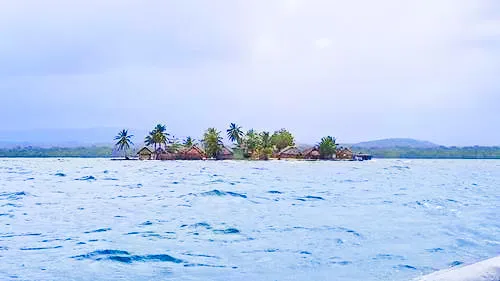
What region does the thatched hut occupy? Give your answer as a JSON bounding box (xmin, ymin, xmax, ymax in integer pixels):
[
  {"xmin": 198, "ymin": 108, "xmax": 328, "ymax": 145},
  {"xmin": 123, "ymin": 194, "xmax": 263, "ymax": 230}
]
[
  {"xmin": 303, "ymin": 146, "xmax": 321, "ymax": 160},
  {"xmin": 154, "ymin": 147, "xmax": 176, "ymax": 160},
  {"xmin": 137, "ymin": 147, "xmax": 153, "ymax": 160},
  {"xmin": 160, "ymin": 150, "xmax": 176, "ymax": 160},
  {"xmin": 179, "ymin": 145, "xmax": 207, "ymax": 160},
  {"xmin": 336, "ymin": 147, "xmax": 353, "ymax": 160},
  {"xmin": 278, "ymin": 146, "xmax": 302, "ymax": 159},
  {"xmin": 216, "ymin": 145, "xmax": 234, "ymax": 160}
]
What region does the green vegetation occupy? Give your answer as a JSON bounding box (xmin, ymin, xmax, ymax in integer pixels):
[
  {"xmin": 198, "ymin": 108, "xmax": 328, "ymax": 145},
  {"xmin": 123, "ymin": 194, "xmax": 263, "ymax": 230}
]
[
  {"xmin": 114, "ymin": 129, "xmax": 134, "ymax": 158},
  {"xmin": 183, "ymin": 136, "xmax": 195, "ymax": 147},
  {"xmin": 224, "ymin": 124, "xmax": 277, "ymax": 159},
  {"xmin": 167, "ymin": 137, "xmax": 183, "ymax": 153},
  {"xmin": 2, "ymin": 126, "xmax": 499, "ymax": 159},
  {"xmin": 145, "ymin": 124, "xmax": 169, "ymax": 151},
  {"xmin": 0, "ymin": 146, "xmax": 113, "ymax": 158},
  {"xmin": 270, "ymin": 129, "xmax": 295, "ymax": 152},
  {"xmin": 319, "ymin": 136, "xmax": 337, "ymax": 159},
  {"xmin": 244, "ymin": 129, "xmax": 260, "ymax": 157},
  {"xmin": 226, "ymin": 123, "xmax": 243, "ymax": 145},
  {"xmin": 353, "ymin": 146, "xmax": 500, "ymax": 159},
  {"xmin": 203, "ymin": 128, "xmax": 223, "ymax": 158},
  {"xmin": 2, "ymin": 145, "xmax": 497, "ymax": 159},
  {"xmin": 258, "ymin": 131, "xmax": 273, "ymax": 160}
]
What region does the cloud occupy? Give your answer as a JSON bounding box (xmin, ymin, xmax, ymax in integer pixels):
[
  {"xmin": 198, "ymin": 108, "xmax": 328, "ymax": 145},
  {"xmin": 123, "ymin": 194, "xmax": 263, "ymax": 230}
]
[{"xmin": 0, "ymin": 0, "xmax": 498, "ymax": 145}]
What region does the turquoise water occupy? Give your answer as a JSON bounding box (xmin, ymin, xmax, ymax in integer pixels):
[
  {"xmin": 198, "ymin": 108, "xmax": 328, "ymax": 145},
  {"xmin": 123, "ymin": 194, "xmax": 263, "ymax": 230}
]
[{"xmin": 0, "ymin": 158, "xmax": 498, "ymax": 281}]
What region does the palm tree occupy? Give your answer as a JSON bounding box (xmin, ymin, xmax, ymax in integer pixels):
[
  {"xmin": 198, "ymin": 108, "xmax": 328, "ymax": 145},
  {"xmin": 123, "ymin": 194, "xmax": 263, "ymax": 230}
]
[
  {"xmin": 261, "ymin": 131, "xmax": 271, "ymax": 149},
  {"xmin": 319, "ymin": 136, "xmax": 337, "ymax": 159},
  {"xmin": 114, "ymin": 129, "xmax": 134, "ymax": 159},
  {"xmin": 258, "ymin": 131, "xmax": 273, "ymax": 160},
  {"xmin": 245, "ymin": 129, "xmax": 261, "ymax": 157},
  {"xmin": 144, "ymin": 134, "xmax": 154, "ymax": 147},
  {"xmin": 154, "ymin": 124, "xmax": 166, "ymax": 133},
  {"xmin": 167, "ymin": 136, "xmax": 183, "ymax": 153},
  {"xmin": 153, "ymin": 124, "xmax": 169, "ymax": 149},
  {"xmin": 184, "ymin": 136, "xmax": 195, "ymax": 147},
  {"xmin": 203, "ymin": 128, "xmax": 223, "ymax": 158},
  {"xmin": 226, "ymin": 123, "xmax": 243, "ymax": 145},
  {"xmin": 146, "ymin": 130, "xmax": 158, "ymax": 151}
]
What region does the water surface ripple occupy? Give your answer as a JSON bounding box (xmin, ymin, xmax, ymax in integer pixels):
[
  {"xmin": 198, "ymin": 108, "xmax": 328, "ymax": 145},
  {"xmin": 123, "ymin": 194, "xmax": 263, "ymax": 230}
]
[{"xmin": 0, "ymin": 159, "xmax": 498, "ymax": 280}]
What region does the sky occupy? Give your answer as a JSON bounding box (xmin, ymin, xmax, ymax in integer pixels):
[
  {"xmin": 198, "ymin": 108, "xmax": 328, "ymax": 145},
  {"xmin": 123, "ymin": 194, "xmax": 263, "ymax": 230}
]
[{"xmin": 0, "ymin": 0, "xmax": 499, "ymax": 146}]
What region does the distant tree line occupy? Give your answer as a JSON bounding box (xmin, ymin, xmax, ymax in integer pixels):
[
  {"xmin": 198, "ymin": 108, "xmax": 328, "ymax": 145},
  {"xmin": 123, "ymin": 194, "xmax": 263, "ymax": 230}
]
[
  {"xmin": 2, "ymin": 145, "xmax": 499, "ymax": 159},
  {"xmin": 2, "ymin": 126, "xmax": 499, "ymax": 159},
  {"xmin": 353, "ymin": 146, "xmax": 500, "ymax": 159},
  {"xmin": 3, "ymin": 145, "xmax": 498, "ymax": 159},
  {"xmin": 0, "ymin": 146, "xmax": 113, "ymax": 158}
]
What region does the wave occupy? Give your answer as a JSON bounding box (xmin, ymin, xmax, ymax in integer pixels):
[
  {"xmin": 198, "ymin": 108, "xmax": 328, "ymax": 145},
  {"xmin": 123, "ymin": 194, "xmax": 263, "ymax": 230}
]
[
  {"xmin": 72, "ymin": 249, "xmax": 184, "ymax": 264},
  {"xmin": 74, "ymin": 176, "xmax": 96, "ymax": 181},
  {"xmin": 196, "ymin": 189, "xmax": 247, "ymax": 198}
]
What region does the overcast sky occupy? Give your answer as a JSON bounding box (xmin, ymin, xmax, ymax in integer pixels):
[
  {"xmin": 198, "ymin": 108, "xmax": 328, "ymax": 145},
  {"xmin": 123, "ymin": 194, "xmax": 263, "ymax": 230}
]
[{"xmin": 0, "ymin": 0, "xmax": 499, "ymax": 145}]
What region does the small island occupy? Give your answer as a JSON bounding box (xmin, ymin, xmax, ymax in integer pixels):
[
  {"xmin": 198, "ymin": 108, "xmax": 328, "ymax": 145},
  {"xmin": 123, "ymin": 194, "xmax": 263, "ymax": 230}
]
[{"xmin": 114, "ymin": 123, "xmax": 371, "ymax": 161}]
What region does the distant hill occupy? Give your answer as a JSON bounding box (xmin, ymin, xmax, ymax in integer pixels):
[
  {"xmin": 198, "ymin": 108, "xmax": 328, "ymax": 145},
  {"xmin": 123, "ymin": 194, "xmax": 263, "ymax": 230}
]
[{"xmin": 352, "ymin": 138, "xmax": 439, "ymax": 149}]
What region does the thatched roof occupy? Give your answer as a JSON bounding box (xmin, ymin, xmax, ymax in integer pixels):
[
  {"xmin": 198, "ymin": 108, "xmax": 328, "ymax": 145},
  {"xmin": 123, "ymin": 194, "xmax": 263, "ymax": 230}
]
[
  {"xmin": 337, "ymin": 147, "xmax": 353, "ymax": 153},
  {"xmin": 279, "ymin": 146, "xmax": 302, "ymax": 156},
  {"xmin": 336, "ymin": 147, "xmax": 353, "ymax": 159},
  {"xmin": 301, "ymin": 146, "xmax": 320, "ymax": 159},
  {"xmin": 302, "ymin": 146, "xmax": 319, "ymax": 155},
  {"xmin": 137, "ymin": 146, "xmax": 153, "ymax": 155},
  {"xmin": 182, "ymin": 145, "xmax": 206, "ymax": 157},
  {"xmin": 219, "ymin": 145, "xmax": 233, "ymax": 156}
]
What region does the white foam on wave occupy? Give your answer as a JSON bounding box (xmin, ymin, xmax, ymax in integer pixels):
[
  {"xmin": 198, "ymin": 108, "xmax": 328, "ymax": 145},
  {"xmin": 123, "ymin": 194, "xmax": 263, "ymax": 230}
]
[{"xmin": 414, "ymin": 256, "xmax": 500, "ymax": 281}]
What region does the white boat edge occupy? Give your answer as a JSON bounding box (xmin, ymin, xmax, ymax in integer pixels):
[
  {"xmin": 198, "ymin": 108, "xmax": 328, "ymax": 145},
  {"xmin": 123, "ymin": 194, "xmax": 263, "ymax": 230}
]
[{"xmin": 414, "ymin": 256, "xmax": 500, "ymax": 281}]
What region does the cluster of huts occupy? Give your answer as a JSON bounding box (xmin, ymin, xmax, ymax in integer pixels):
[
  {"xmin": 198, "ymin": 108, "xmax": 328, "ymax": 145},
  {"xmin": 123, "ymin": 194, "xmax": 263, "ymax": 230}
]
[
  {"xmin": 137, "ymin": 145, "xmax": 233, "ymax": 161},
  {"xmin": 275, "ymin": 146, "xmax": 371, "ymax": 160},
  {"xmin": 137, "ymin": 145, "xmax": 371, "ymax": 161}
]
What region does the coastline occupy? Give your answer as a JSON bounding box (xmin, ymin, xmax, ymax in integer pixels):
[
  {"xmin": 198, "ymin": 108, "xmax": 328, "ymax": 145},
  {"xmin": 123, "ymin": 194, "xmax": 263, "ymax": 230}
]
[
  {"xmin": 1, "ymin": 146, "xmax": 499, "ymax": 159},
  {"xmin": 0, "ymin": 155, "xmax": 500, "ymax": 160}
]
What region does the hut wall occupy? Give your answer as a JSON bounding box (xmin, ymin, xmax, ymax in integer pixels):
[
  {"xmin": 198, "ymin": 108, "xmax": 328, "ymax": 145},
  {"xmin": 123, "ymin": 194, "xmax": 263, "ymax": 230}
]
[
  {"xmin": 216, "ymin": 154, "xmax": 233, "ymax": 160},
  {"xmin": 216, "ymin": 148, "xmax": 233, "ymax": 160},
  {"xmin": 336, "ymin": 149, "xmax": 353, "ymax": 160},
  {"xmin": 138, "ymin": 153, "xmax": 151, "ymax": 160},
  {"xmin": 279, "ymin": 147, "xmax": 302, "ymax": 159},
  {"xmin": 184, "ymin": 152, "xmax": 203, "ymax": 160},
  {"xmin": 157, "ymin": 153, "xmax": 176, "ymax": 160},
  {"xmin": 303, "ymin": 148, "xmax": 320, "ymax": 160},
  {"xmin": 279, "ymin": 153, "xmax": 302, "ymax": 159},
  {"xmin": 137, "ymin": 147, "xmax": 153, "ymax": 160}
]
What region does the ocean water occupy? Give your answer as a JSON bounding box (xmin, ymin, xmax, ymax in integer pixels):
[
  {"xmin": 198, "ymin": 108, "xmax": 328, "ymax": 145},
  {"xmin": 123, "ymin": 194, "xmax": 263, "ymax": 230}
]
[{"xmin": 0, "ymin": 158, "xmax": 498, "ymax": 281}]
